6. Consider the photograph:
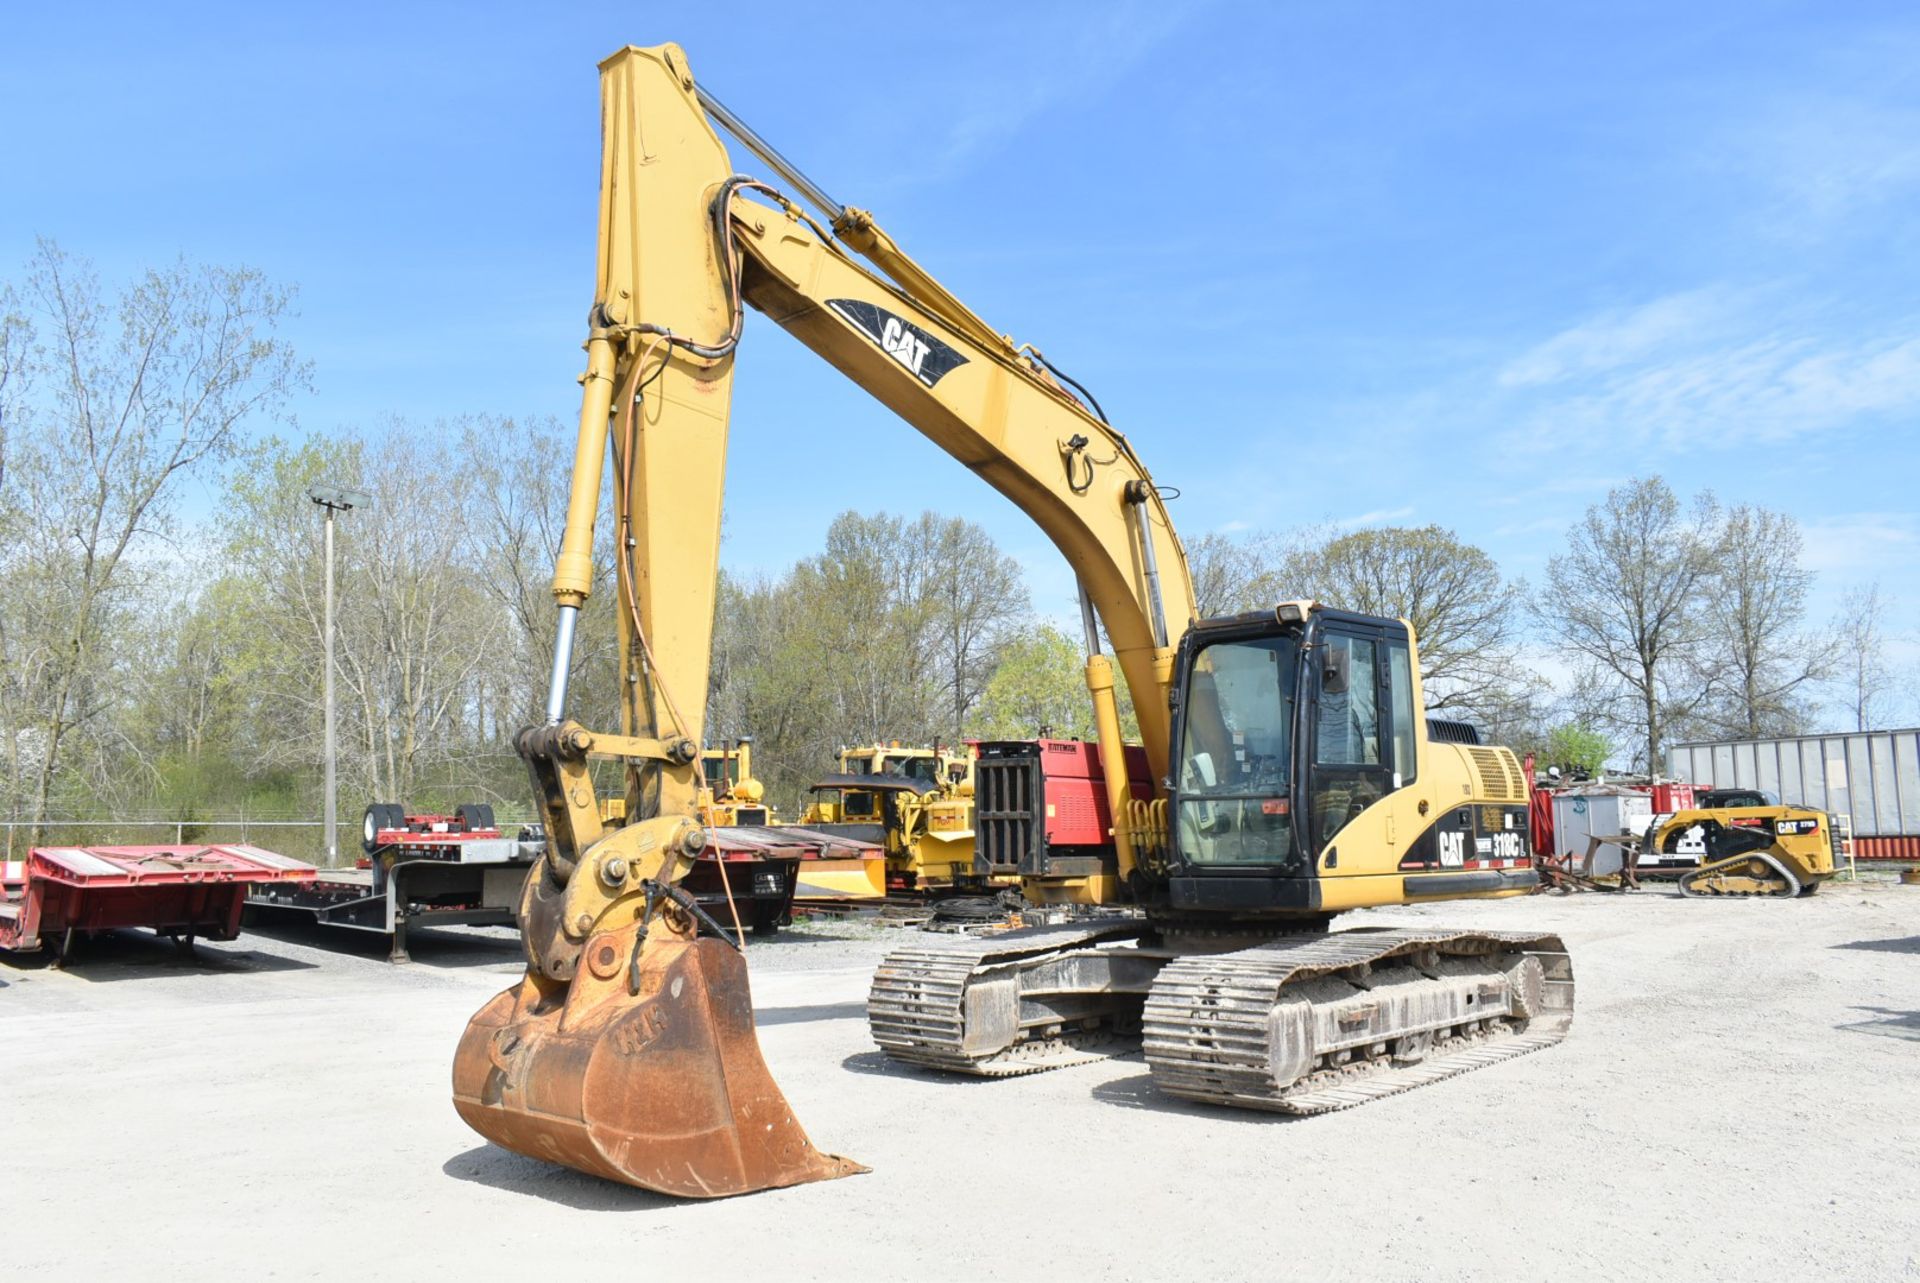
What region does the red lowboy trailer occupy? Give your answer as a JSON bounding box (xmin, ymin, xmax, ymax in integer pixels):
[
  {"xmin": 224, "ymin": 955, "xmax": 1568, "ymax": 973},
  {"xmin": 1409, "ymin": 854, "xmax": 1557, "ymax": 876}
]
[{"xmin": 1, "ymin": 844, "xmax": 316, "ymax": 960}]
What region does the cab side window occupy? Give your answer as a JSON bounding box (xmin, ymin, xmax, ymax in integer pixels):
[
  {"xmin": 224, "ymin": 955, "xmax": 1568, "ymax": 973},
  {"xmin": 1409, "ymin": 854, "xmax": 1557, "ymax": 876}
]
[
  {"xmin": 1387, "ymin": 639, "xmax": 1416, "ymax": 785},
  {"xmin": 1315, "ymin": 635, "xmax": 1379, "ymax": 765}
]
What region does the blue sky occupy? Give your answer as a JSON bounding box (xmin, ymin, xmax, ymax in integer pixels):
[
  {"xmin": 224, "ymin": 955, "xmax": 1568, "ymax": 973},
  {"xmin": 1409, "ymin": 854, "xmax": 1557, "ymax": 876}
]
[{"xmin": 5, "ymin": 2, "xmax": 1915, "ymax": 717}]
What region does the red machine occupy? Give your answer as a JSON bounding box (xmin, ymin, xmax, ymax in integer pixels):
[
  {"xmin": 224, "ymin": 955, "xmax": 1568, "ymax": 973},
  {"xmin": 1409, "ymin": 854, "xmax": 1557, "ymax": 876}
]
[
  {"xmin": 1650, "ymin": 783, "xmax": 1697, "ymax": 814},
  {"xmin": 1, "ymin": 844, "xmax": 316, "ymax": 959},
  {"xmin": 974, "ymin": 739, "xmax": 1155, "ymax": 882}
]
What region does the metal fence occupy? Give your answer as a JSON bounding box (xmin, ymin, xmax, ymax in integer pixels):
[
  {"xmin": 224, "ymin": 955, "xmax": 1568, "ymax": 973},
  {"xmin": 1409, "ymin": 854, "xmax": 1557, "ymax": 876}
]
[{"xmin": 1668, "ymin": 730, "xmax": 1920, "ymax": 845}]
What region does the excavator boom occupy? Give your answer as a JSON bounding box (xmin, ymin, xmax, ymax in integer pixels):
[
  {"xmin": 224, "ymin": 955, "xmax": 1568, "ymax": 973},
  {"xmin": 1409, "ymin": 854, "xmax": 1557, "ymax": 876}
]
[{"xmin": 454, "ymin": 42, "xmax": 1573, "ymax": 1198}]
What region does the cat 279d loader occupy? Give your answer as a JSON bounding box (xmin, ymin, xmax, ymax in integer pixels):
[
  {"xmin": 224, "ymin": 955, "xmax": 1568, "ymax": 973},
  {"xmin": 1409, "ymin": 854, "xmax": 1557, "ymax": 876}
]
[{"xmin": 450, "ymin": 43, "xmax": 1575, "ymax": 1200}]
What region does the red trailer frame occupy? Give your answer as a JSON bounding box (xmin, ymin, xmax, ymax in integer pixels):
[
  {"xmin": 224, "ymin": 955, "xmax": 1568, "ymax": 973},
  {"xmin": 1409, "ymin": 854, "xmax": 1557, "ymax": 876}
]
[{"xmin": 2, "ymin": 844, "xmax": 316, "ymax": 958}]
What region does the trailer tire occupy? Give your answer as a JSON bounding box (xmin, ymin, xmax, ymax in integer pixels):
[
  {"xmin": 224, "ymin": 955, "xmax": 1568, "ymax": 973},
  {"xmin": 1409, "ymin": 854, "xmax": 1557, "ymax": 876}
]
[
  {"xmin": 456, "ymin": 803, "xmax": 495, "ymax": 833},
  {"xmin": 365, "ymin": 803, "xmax": 406, "ymax": 852}
]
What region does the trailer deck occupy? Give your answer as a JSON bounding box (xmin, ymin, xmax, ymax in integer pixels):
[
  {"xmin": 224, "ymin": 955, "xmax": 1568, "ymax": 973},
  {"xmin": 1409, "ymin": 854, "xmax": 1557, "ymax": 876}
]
[
  {"xmin": 245, "ymin": 820, "xmax": 886, "ymax": 958},
  {"xmin": 246, "ymin": 827, "xmax": 536, "ymax": 962},
  {"xmin": 1, "ymin": 844, "xmax": 316, "ymax": 958}
]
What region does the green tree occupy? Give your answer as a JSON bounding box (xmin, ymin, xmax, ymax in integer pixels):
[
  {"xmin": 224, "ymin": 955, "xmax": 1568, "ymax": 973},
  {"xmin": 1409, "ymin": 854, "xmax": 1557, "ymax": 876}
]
[
  {"xmin": 969, "ymin": 624, "xmax": 1096, "ymax": 741},
  {"xmin": 1543, "ymin": 723, "xmax": 1609, "ymax": 777}
]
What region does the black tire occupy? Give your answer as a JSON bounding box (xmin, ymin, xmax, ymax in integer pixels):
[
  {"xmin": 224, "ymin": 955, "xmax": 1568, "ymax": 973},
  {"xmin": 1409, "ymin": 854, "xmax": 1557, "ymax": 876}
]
[
  {"xmin": 456, "ymin": 803, "xmax": 496, "ymax": 833},
  {"xmin": 360, "ymin": 805, "xmax": 384, "ymax": 854}
]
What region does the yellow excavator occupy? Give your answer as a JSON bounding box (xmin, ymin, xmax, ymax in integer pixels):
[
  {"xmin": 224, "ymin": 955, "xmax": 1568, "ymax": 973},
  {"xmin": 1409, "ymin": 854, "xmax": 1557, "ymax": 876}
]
[{"xmin": 451, "ymin": 43, "xmax": 1575, "ymax": 1199}]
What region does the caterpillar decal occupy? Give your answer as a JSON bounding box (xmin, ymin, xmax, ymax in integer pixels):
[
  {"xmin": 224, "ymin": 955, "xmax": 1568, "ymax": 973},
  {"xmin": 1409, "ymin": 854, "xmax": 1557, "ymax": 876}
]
[{"xmin": 826, "ymin": 298, "xmax": 969, "ymax": 387}]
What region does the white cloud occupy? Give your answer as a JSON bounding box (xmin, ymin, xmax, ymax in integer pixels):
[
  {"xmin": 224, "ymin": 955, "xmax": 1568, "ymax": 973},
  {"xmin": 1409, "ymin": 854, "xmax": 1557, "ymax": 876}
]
[
  {"xmin": 1498, "ymin": 288, "xmax": 1734, "ymax": 388},
  {"xmin": 1332, "ymin": 505, "xmax": 1415, "ymax": 529},
  {"xmin": 1731, "ymin": 92, "xmax": 1920, "ymax": 231},
  {"xmin": 1800, "ymin": 511, "xmax": 1920, "ymax": 575},
  {"xmin": 1496, "ymin": 287, "xmax": 1920, "ymax": 449},
  {"xmin": 899, "ymin": 2, "xmax": 1204, "ymax": 185}
]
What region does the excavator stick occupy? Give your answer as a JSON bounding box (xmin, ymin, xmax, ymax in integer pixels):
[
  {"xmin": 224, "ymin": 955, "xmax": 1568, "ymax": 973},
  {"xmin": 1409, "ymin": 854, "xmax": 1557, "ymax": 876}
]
[
  {"xmin": 453, "ymin": 911, "xmax": 864, "ymax": 1197},
  {"xmin": 447, "ymin": 45, "xmax": 866, "ymax": 1197}
]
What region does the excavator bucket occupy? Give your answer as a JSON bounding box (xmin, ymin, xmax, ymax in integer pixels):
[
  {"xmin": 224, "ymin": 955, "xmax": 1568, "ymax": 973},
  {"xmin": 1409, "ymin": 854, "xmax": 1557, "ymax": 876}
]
[{"xmin": 452, "ymin": 929, "xmax": 865, "ymax": 1198}]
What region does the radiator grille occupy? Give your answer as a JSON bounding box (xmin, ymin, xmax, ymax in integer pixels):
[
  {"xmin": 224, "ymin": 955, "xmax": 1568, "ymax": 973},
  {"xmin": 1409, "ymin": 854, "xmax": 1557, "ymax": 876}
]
[
  {"xmin": 1465, "ymin": 747, "xmax": 1526, "ymax": 802},
  {"xmin": 975, "ymin": 752, "xmax": 1039, "ymax": 874}
]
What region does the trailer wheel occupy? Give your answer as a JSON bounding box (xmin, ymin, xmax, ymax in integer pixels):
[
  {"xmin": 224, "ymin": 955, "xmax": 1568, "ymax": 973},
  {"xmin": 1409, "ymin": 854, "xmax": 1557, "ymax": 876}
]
[
  {"xmin": 456, "ymin": 803, "xmax": 496, "ymax": 832},
  {"xmin": 364, "ymin": 803, "xmax": 405, "ymax": 852}
]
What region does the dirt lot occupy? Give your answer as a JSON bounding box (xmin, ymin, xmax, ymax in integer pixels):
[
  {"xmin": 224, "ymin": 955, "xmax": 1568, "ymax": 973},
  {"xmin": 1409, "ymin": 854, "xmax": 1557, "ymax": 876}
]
[{"xmin": 5, "ymin": 882, "xmax": 1917, "ymax": 1281}]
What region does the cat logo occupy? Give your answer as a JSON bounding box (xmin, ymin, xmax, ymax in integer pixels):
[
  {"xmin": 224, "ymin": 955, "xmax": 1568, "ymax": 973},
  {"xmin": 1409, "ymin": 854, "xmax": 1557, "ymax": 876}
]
[
  {"xmin": 1439, "ymin": 830, "xmax": 1466, "ymax": 867},
  {"xmin": 824, "ymin": 298, "xmax": 969, "ymax": 388},
  {"xmin": 879, "ymin": 315, "xmax": 930, "ymax": 377}
]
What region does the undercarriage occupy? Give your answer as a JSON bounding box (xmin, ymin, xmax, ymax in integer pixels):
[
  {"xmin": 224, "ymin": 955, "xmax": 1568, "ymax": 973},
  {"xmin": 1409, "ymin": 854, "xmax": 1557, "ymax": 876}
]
[{"xmin": 870, "ymin": 921, "xmax": 1575, "ymax": 1110}]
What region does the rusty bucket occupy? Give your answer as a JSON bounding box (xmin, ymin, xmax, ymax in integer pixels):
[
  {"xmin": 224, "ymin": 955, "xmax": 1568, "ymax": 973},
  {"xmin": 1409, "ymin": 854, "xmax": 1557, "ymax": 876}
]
[{"xmin": 452, "ymin": 925, "xmax": 865, "ymax": 1198}]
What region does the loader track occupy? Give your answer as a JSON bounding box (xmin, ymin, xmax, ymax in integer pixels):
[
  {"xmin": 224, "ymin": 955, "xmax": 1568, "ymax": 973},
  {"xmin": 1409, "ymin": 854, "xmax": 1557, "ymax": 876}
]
[
  {"xmin": 1142, "ymin": 928, "xmax": 1574, "ymax": 1113},
  {"xmin": 868, "ymin": 920, "xmax": 1147, "ymax": 1075},
  {"xmin": 1677, "ymin": 850, "xmax": 1802, "ymax": 898}
]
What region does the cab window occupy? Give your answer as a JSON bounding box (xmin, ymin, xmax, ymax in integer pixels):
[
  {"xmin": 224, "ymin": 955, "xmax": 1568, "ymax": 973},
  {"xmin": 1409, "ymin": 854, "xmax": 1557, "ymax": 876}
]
[
  {"xmin": 1315, "ymin": 635, "xmax": 1379, "ymax": 766},
  {"xmin": 1388, "ymin": 639, "xmax": 1416, "ymax": 785}
]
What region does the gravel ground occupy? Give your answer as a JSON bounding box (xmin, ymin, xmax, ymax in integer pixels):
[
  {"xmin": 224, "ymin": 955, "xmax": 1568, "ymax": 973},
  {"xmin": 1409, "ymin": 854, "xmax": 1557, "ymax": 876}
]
[{"xmin": 5, "ymin": 883, "xmax": 1917, "ymax": 1281}]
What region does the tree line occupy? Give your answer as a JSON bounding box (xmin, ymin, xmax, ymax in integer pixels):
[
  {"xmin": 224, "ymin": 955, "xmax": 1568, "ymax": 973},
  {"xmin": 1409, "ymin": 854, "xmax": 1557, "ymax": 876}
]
[{"xmin": 0, "ymin": 247, "xmax": 1900, "ymax": 855}]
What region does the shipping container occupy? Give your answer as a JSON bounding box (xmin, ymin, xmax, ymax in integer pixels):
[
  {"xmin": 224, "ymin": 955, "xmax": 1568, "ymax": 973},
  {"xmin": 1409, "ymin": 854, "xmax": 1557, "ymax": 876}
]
[{"xmin": 1668, "ymin": 730, "xmax": 1920, "ymax": 859}]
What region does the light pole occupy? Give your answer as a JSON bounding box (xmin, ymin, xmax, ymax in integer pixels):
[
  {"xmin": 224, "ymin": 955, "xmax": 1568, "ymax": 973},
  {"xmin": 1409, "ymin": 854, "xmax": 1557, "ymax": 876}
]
[{"xmin": 307, "ymin": 484, "xmax": 370, "ymax": 866}]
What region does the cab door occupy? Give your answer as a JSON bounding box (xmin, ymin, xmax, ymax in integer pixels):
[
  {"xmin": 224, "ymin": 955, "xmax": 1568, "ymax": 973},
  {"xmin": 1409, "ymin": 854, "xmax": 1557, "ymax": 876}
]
[{"xmin": 1308, "ymin": 621, "xmax": 1396, "ymax": 861}]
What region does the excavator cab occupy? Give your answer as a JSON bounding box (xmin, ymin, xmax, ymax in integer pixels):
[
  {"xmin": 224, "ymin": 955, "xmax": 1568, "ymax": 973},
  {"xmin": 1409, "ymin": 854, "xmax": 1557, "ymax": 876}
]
[{"xmin": 1159, "ymin": 603, "xmax": 1535, "ymax": 918}]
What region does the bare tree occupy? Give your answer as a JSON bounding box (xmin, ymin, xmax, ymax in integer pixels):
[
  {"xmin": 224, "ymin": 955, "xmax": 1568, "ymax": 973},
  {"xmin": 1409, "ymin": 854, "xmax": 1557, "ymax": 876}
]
[
  {"xmin": 1693, "ymin": 504, "xmax": 1824, "ymax": 738},
  {"xmin": 1541, "ymin": 477, "xmax": 1721, "ymax": 772},
  {"xmin": 1282, "ymin": 524, "xmax": 1530, "ymax": 719},
  {"xmin": 1186, "ymin": 529, "xmax": 1285, "ymax": 617},
  {"xmin": 463, "ymin": 415, "xmax": 618, "ymax": 732},
  {"xmin": 3, "ymin": 242, "xmax": 305, "ymax": 832},
  {"xmin": 923, "ymin": 515, "xmax": 1029, "ymax": 738},
  {"xmin": 1833, "ymin": 583, "xmax": 1887, "ymax": 732}
]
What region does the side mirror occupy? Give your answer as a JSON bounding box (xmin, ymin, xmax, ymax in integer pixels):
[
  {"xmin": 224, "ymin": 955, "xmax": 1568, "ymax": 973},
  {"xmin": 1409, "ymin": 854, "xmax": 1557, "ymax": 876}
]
[{"xmin": 1322, "ymin": 643, "xmax": 1351, "ymax": 695}]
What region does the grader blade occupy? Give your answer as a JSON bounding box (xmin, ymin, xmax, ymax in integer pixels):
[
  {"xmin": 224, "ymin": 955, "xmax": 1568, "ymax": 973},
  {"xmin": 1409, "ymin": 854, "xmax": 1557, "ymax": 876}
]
[{"xmin": 452, "ymin": 931, "xmax": 865, "ymax": 1198}]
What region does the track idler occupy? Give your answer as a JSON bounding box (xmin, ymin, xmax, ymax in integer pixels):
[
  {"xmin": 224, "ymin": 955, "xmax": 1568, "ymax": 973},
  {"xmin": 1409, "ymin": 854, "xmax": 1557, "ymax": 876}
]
[{"xmin": 452, "ymin": 893, "xmax": 864, "ymax": 1198}]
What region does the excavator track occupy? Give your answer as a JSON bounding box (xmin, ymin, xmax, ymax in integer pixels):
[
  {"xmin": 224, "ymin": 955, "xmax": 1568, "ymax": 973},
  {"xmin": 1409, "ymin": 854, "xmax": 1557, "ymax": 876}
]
[
  {"xmin": 1142, "ymin": 928, "xmax": 1573, "ymax": 1113},
  {"xmin": 868, "ymin": 920, "xmax": 1149, "ymax": 1075},
  {"xmin": 871, "ymin": 922, "xmax": 1575, "ymax": 1114}
]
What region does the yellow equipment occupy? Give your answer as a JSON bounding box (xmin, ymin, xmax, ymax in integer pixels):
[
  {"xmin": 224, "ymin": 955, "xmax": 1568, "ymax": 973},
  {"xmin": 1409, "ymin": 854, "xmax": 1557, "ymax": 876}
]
[
  {"xmin": 697, "ymin": 739, "xmax": 770, "ymax": 827},
  {"xmin": 1647, "ymin": 801, "xmax": 1838, "ymax": 896},
  {"xmin": 833, "ymin": 743, "xmax": 970, "ymax": 788},
  {"xmin": 452, "ymin": 43, "xmax": 1575, "ymax": 1199},
  {"xmin": 800, "ymin": 744, "xmax": 982, "ymax": 895}
]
